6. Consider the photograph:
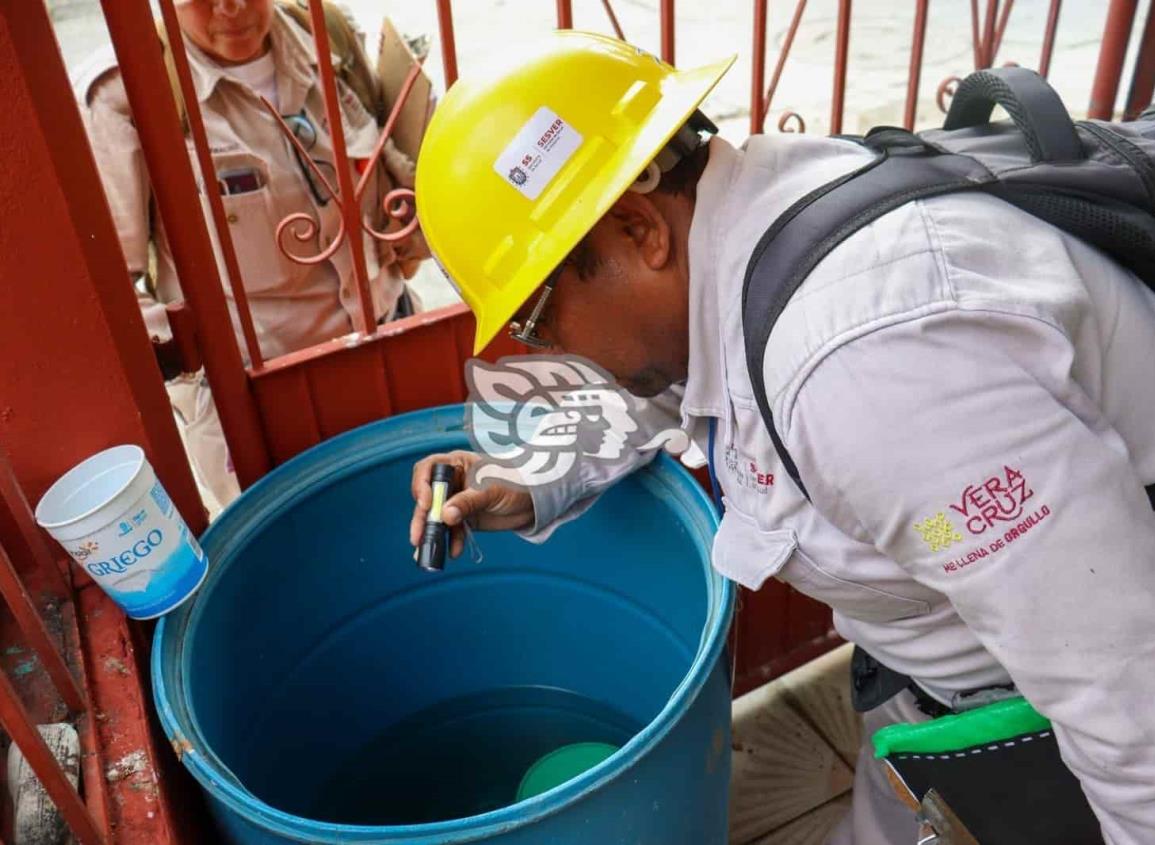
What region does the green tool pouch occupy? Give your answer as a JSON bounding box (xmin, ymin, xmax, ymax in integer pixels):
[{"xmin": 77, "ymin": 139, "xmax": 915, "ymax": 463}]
[{"xmin": 873, "ymin": 698, "xmax": 1103, "ymax": 844}]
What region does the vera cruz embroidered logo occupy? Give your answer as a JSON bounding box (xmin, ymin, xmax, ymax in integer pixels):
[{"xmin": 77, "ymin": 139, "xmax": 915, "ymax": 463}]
[
  {"xmin": 913, "ymin": 513, "xmax": 963, "ymax": 552},
  {"xmin": 950, "ymin": 465, "xmax": 1033, "ymax": 535},
  {"xmin": 913, "ymin": 465, "xmax": 1052, "ymax": 574}
]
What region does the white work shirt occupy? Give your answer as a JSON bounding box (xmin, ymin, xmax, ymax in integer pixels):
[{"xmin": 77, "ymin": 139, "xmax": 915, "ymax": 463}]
[{"xmin": 528, "ymin": 133, "xmax": 1155, "ymax": 844}]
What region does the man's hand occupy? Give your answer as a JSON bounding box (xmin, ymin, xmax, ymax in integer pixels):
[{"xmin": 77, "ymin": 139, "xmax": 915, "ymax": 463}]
[{"xmin": 409, "ymin": 450, "xmax": 535, "ymax": 558}]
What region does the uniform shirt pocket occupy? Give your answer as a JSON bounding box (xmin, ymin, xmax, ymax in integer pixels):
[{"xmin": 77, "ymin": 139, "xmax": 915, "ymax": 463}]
[
  {"xmin": 711, "ymin": 501, "xmax": 797, "ymax": 589},
  {"xmin": 205, "ymin": 154, "xmax": 287, "ymax": 295}
]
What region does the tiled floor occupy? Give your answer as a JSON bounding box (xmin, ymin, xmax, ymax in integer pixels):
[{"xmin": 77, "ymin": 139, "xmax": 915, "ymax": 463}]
[{"xmin": 730, "ymin": 644, "xmax": 860, "ymax": 845}]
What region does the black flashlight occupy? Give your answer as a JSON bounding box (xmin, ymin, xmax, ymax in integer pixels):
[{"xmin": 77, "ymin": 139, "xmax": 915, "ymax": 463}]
[{"xmin": 417, "ymin": 463, "xmax": 456, "ymax": 572}]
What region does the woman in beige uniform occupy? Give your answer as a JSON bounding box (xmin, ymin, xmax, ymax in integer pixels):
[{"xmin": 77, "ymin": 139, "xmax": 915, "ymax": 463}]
[{"xmin": 77, "ymin": 0, "xmax": 430, "ymax": 515}]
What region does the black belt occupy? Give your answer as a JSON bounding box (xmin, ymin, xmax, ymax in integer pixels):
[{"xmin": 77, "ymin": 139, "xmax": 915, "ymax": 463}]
[{"xmin": 850, "ymin": 646, "xmax": 1014, "ymax": 718}]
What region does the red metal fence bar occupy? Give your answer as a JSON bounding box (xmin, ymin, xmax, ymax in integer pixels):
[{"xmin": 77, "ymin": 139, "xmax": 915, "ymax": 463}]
[
  {"xmin": 759, "ymin": 0, "xmax": 808, "ymax": 133},
  {"xmin": 0, "ymin": 637, "xmax": 105, "ymax": 844},
  {"xmin": 155, "ymin": 0, "xmax": 265, "ymax": 371},
  {"xmin": 308, "ymin": 0, "xmax": 377, "ymax": 336},
  {"xmin": 993, "ymin": 0, "xmax": 1015, "ymax": 64},
  {"xmin": 981, "ymin": 0, "xmax": 999, "ymax": 67},
  {"xmin": 905, "ymin": 0, "xmax": 930, "ymax": 130},
  {"xmin": 830, "ymin": 0, "xmax": 852, "ymax": 134},
  {"xmin": 970, "ymin": 0, "xmax": 983, "ymax": 70},
  {"xmin": 750, "ymin": 0, "xmax": 768, "ymax": 134},
  {"xmin": 601, "ymin": 0, "xmax": 627, "ymax": 41},
  {"xmin": 557, "ymin": 0, "xmax": 573, "ymax": 29},
  {"xmin": 437, "ymin": 0, "xmax": 460, "ymax": 88},
  {"xmin": 97, "ymin": 0, "xmax": 272, "ymax": 490},
  {"xmin": 1039, "ymin": 0, "xmax": 1063, "ymax": 78},
  {"xmin": 660, "ymin": 0, "xmax": 675, "ymax": 65},
  {"xmin": 1090, "ymin": 0, "xmax": 1140, "ymax": 119}
]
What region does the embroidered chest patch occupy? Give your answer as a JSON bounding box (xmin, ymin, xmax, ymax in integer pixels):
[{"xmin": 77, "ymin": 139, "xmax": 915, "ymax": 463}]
[
  {"xmin": 724, "ymin": 444, "xmax": 775, "ymax": 494},
  {"xmin": 914, "ymin": 466, "xmax": 1052, "ymax": 573}
]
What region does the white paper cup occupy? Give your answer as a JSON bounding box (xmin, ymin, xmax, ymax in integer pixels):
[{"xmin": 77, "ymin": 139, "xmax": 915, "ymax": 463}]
[{"xmin": 35, "ymin": 445, "xmax": 208, "ymax": 620}]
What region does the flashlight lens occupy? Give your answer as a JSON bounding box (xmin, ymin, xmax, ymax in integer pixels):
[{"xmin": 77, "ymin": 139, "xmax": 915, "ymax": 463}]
[{"xmin": 430, "ymin": 480, "xmax": 447, "ymax": 523}]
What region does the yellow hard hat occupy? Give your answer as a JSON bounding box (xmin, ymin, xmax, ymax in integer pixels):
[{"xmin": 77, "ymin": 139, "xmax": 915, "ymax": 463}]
[{"xmin": 415, "ymin": 30, "xmax": 735, "ymax": 354}]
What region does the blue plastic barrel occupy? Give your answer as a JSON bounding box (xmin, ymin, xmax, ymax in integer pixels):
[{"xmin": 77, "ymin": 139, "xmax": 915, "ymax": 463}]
[{"xmin": 152, "ymin": 404, "xmax": 734, "ymax": 844}]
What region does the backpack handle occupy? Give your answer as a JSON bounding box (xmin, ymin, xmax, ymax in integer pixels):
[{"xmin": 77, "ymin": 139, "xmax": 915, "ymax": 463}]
[{"xmin": 944, "ymin": 67, "xmax": 1083, "ymax": 163}]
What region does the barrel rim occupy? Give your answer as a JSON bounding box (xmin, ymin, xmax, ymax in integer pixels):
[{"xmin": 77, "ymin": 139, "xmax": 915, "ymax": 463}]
[{"xmin": 152, "ymin": 403, "xmax": 734, "ymax": 843}]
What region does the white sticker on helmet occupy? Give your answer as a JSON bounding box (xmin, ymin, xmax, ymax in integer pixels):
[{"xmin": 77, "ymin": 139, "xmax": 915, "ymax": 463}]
[{"xmin": 494, "ymin": 107, "xmax": 583, "ymax": 201}]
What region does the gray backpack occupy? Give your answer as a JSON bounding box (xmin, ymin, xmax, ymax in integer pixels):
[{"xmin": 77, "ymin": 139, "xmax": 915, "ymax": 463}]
[{"xmin": 743, "ymin": 66, "xmax": 1155, "ymax": 499}]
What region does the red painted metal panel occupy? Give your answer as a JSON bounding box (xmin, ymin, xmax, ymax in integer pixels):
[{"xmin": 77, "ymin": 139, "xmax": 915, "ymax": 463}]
[
  {"xmin": 379, "ymin": 315, "xmax": 471, "ymax": 414},
  {"xmin": 248, "ymin": 305, "xmax": 527, "ymax": 467},
  {"xmin": 0, "ymin": 5, "xmax": 215, "ymax": 841},
  {"xmin": 305, "ymin": 347, "xmax": 394, "ymax": 440},
  {"xmin": 252, "ymin": 369, "xmax": 324, "ymax": 466},
  {"xmin": 731, "ymin": 584, "xmax": 838, "ymax": 697},
  {"xmin": 0, "ymin": 0, "xmax": 204, "ymax": 532}
]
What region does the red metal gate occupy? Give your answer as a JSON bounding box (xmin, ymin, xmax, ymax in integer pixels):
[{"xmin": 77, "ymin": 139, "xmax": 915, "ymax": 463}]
[
  {"xmin": 3, "ymin": 0, "xmax": 1155, "ymax": 841},
  {"xmin": 98, "ymin": 0, "xmax": 1155, "ymax": 491}
]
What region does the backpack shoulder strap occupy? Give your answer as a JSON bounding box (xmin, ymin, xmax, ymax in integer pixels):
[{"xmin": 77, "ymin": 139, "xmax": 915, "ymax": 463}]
[
  {"xmin": 155, "ymin": 21, "xmax": 189, "ymax": 134},
  {"xmin": 742, "ymin": 141, "xmax": 993, "ymax": 499},
  {"xmin": 278, "ymin": 0, "xmax": 383, "ymax": 122}
]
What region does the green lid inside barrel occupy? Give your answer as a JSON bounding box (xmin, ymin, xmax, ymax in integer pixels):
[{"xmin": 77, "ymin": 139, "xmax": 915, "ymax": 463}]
[{"xmin": 516, "ymin": 742, "xmax": 620, "ymax": 802}]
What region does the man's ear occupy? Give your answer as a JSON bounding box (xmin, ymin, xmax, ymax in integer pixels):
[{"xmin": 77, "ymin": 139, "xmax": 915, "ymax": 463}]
[{"xmin": 607, "ymin": 191, "xmax": 671, "ymax": 271}]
